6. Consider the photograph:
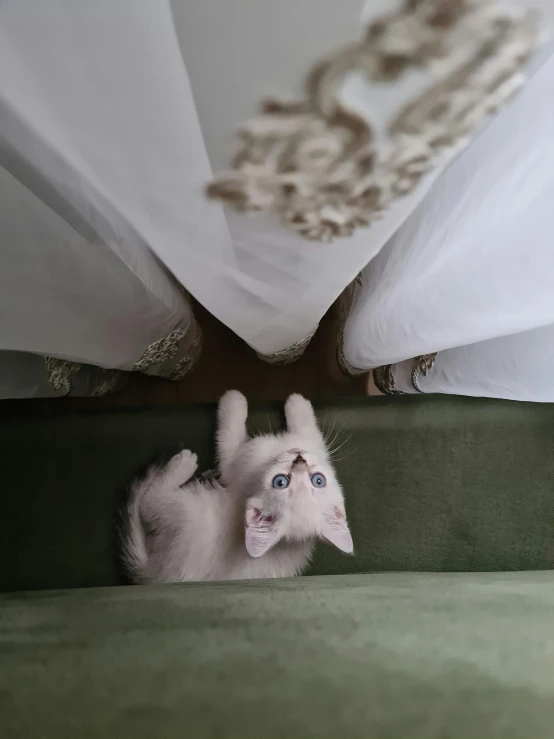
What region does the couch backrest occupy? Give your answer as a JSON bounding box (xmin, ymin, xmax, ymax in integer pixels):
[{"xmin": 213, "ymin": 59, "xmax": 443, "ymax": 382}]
[{"xmin": 1, "ymin": 396, "xmax": 553, "ymax": 592}]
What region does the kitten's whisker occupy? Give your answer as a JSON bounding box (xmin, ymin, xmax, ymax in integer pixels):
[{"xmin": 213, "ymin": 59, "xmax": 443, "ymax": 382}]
[
  {"xmin": 330, "ymin": 445, "xmax": 359, "ymax": 463},
  {"xmin": 328, "ymin": 436, "xmax": 352, "ymax": 460},
  {"xmin": 331, "ymin": 453, "xmax": 354, "ymax": 463},
  {"xmin": 326, "ymin": 424, "xmax": 343, "ymax": 451},
  {"xmin": 327, "ymin": 430, "xmax": 349, "ymax": 456},
  {"xmin": 323, "ymin": 417, "xmax": 336, "ymax": 446},
  {"xmin": 328, "ymin": 435, "xmax": 351, "ymax": 455}
]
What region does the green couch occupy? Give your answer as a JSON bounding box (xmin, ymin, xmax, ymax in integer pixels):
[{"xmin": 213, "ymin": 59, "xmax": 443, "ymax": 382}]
[{"xmin": 1, "ymin": 396, "xmax": 553, "ymax": 737}]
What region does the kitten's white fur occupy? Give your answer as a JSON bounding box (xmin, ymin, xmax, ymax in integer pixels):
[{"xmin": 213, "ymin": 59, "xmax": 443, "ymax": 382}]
[{"xmin": 122, "ymin": 391, "xmax": 353, "ymax": 583}]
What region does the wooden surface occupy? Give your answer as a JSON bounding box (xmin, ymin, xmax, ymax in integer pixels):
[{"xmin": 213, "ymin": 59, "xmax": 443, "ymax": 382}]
[{"xmin": 3, "ymin": 302, "xmax": 368, "ymax": 414}]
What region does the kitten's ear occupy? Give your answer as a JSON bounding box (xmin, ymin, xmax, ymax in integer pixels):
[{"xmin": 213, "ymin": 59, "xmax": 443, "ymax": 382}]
[
  {"xmin": 245, "ymin": 501, "xmax": 281, "ymax": 558},
  {"xmin": 320, "ymin": 506, "xmax": 353, "ymax": 554}
]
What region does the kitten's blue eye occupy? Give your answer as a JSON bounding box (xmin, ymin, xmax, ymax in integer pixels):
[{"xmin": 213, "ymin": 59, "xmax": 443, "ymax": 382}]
[
  {"xmin": 311, "ymin": 473, "xmax": 327, "ymax": 488},
  {"xmin": 272, "ymin": 474, "xmax": 290, "ymax": 489}
]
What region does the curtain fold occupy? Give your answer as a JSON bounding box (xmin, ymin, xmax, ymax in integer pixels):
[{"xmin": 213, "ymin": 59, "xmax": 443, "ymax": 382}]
[
  {"xmin": 343, "ymin": 45, "xmax": 554, "ymax": 401},
  {"xmin": 192, "ymin": 0, "xmax": 545, "ymax": 356},
  {"xmin": 0, "ymin": 0, "xmax": 203, "ymax": 397},
  {"xmin": 0, "ymin": 351, "xmax": 129, "ymax": 400},
  {"xmin": 377, "ymin": 325, "xmax": 554, "ymax": 402},
  {"xmin": 1, "ymin": 0, "xmax": 551, "ymax": 398}
]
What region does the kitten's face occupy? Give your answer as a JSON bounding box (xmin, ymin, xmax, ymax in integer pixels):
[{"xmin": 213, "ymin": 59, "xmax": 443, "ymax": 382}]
[{"xmin": 242, "ymin": 436, "xmax": 353, "ymax": 558}]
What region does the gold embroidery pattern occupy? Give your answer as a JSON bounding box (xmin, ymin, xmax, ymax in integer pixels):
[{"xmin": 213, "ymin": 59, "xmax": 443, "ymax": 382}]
[
  {"xmin": 373, "ymin": 365, "xmax": 407, "ymax": 395},
  {"xmin": 336, "ymin": 274, "xmax": 364, "ymax": 377},
  {"xmin": 44, "ymin": 357, "xmax": 123, "ymax": 397},
  {"xmin": 133, "ymin": 328, "xmax": 187, "ymax": 373},
  {"xmin": 44, "ymin": 357, "xmax": 82, "ymax": 395},
  {"xmin": 257, "ymin": 327, "xmax": 318, "ymax": 366},
  {"xmin": 91, "ymin": 369, "xmax": 124, "ymax": 397},
  {"xmin": 170, "ymin": 322, "xmax": 202, "ymax": 380},
  {"xmin": 411, "ymin": 352, "xmax": 438, "ymax": 392},
  {"xmin": 207, "ymin": 0, "xmax": 538, "ymax": 242},
  {"xmin": 133, "ymin": 318, "xmax": 202, "ymax": 380},
  {"xmin": 373, "ymin": 352, "xmax": 438, "ymax": 394}
]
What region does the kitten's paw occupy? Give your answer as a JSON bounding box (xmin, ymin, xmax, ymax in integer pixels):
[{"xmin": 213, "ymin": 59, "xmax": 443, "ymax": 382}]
[
  {"xmin": 167, "ymin": 449, "xmax": 198, "ymax": 480},
  {"xmin": 285, "ymin": 394, "xmax": 317, "ymax": 432},
  {"xmin": 219, "ymin": 390, "xmax": 248, "ymax": 424},
  {"xmin": 285, "ymin": 393, "xmax": 313, "ymax": 417}
]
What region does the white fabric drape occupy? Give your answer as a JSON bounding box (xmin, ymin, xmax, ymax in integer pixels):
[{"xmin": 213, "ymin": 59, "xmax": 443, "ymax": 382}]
[
  {"xmin": 343, "ymin": 46, "xmax": 554, "ymax": 401},
  {"xmin": 390, "ymin": 325, "xmax": 554, "ymax": 401},
  {"xmin": 171, "ymin": 0, "xmax": 471, "ymax": 354},
  {"xmin": 0, "ymin": 0, "xmax": 201, "ymax": 390},
  {"xmin": 183, "ymin": 0, "xmax": 547, "ymax": 355},
  {"xmin": 0, "ymin": 163, "xmax": 193, "ymax": 369},
  {"xmin": 1, "ymin": 0, "xmax": 552, "ymax": 385},
  {"xmin": 2, "ymin": 0, "xmax": 520, "ymax": 361},
  {"xmin": 2, "ymin": 0, "xmax": 365, "ymax": 360}
]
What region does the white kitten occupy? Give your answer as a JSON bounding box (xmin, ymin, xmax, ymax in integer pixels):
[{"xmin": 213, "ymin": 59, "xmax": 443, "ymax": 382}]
[{"xmin": 121, "ymin": 391, "xmax": 353, "ymax": 583}]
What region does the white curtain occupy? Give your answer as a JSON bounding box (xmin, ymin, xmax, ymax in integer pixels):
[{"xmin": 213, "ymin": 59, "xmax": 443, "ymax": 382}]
[
  {"xmin": 1, "ymin": 0, "xmax": 373, "ymax": 363},
  {"xmin": 0, "ymin": 163, "xmax": 194, "ymax": 370},
  {"xmin": 343, "ymin": 45, "xmax": 554, "ymax": 401},
  {"xmin": 389, "ymin": 325, "xmax": 554, "ymax": 402},
  {"xmin": 3, "ymin": 0, "xmax": 527, "ymax": 365},
  {"xmin": 1, "ymin": 0, "xmax": 552, "ymax": 398},
  {"xmin": 170, "ymin": 0, "xmax": 474, "ymax": 356},
  {"xmin": 0, "ymin": 0, "xmax": 205, "ymax": 396}
]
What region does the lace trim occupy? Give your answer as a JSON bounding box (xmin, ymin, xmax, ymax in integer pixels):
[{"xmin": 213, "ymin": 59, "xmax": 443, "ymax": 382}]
[
  {"xmin": 411, "ymin": 352, "xmax": 438, "ymax": 392},
  {"xmin": 91, "ymin": 369, "xmax": 124, "ymax": 397},
  {"xmin": 134, "ymin": 318, "xmax": 202, "ymax": 380},
  {"xmin": 207, "ymin": 0, "xmax": 538, "ymax": 242},
  {"xmin": 44, "ymin": 357, "xmax": 82, "ymax": 395},
  {"xmin": 133, "ymin": 328, "xmax": 187, "ymax": 373},
  {"xmin": 374, "ymin": 352, "xmax": 438, "ymax": 394},
  {"xmin": 373, "ymin": 365, "xmax": 408, "ymax": 396},
  {"xmin": 43, "ymin": 321, "xmax": 200, "ymax": 395},
  {"xmin": 336, "ymin": 273, "xmax": 364, "ymax": 376},
  {"xmin": 256, "ymin": 327, "xmax": 317, "ymax": 365},
  {"xmin": 44, "ymin": 357, "xmax": 124, "ymax": 397},
  {"xmin": 170, "ymin": 321, "xmax": 202, "ymax": 380}
]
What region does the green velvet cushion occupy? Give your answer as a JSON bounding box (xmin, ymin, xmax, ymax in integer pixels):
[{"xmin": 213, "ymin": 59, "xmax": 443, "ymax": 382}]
[
  {"xmin": 1, "ymin": 396, "xmax": 553, "ymax": 593},
  {"xmin": 1, "ymin": 572, "xmax": 554, "ymax": 738}
]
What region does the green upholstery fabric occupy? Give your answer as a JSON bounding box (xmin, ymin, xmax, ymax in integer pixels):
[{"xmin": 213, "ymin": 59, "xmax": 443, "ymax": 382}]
[
  {"xmin": 1, "ymin": 396, "xmax": 553, "ymax": 593},
  {"xmin": 1, "ymin": 572, "xmax": 554, "ymax": 738}
]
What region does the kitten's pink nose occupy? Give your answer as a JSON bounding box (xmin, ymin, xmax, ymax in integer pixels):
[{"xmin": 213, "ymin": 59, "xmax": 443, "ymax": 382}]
[{"xmin": 293, "ymin": 454, "xmax": 306, "ymax": 465}]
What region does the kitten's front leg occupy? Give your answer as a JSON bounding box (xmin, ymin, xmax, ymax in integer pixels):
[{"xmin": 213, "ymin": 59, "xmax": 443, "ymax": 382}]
[
  {"xmin": 160, "ymin": 449, "xmax": 198, "ymax": 488},
  {"xmin": 285, "ymin": 394, "xmax": 321, "ymax": 437},
  {"xmin": 217, "ymin": 390, "xmax": 248, "ymax": 485}
]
